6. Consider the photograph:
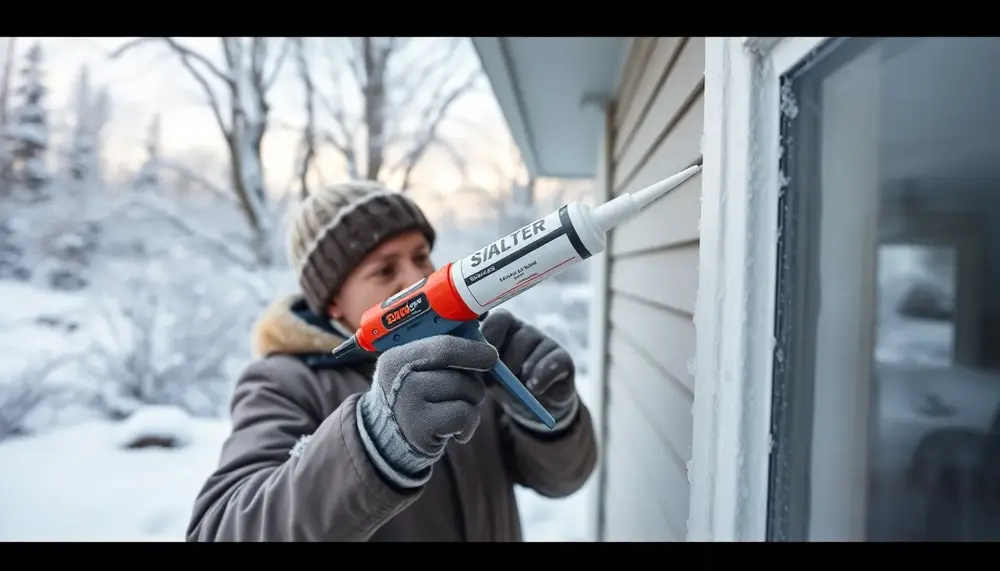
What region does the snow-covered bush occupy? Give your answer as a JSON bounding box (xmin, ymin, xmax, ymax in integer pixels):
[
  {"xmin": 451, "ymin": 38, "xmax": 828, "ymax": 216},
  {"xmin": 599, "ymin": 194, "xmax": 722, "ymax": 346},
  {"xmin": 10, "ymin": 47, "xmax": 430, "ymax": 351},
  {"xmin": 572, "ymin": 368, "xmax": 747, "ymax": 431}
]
[
  {"xmin": 0, "ymin": 218, "xmax": 29, "ymax": 281},
  {"xmin": 0, "ymin": 355, "xmax": 80, "ymax": 442},
  {"xmin": 112, "ymin": 405, "xmax": 194, "ymax": 450},
  {"xmin": 44, "ymin": 221, "xmax": 101, "ymax": 291},
  {"xmin": 0, "ymin": 196, "xmax": 102, "ymax": 290},
  {"xmin": 80, "ymin": 271, "xmax": 256, "ymax": 420}
]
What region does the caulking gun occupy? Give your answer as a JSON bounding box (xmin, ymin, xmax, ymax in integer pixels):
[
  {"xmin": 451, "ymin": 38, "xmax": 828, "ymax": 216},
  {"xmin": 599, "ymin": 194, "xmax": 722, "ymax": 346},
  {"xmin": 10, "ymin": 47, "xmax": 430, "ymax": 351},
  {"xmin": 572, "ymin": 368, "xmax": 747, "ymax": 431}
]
[{"xmin": 330, "ymin": 160, "xmax": 703, "ymax": 430}]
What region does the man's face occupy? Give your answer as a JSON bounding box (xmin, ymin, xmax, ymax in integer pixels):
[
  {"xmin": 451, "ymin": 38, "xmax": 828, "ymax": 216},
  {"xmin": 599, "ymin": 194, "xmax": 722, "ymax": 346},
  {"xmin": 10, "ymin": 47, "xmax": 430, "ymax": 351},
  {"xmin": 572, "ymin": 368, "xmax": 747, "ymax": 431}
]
[{"xmin": 328, "ymin": 230, "xmax": 435, "ymax": 330}]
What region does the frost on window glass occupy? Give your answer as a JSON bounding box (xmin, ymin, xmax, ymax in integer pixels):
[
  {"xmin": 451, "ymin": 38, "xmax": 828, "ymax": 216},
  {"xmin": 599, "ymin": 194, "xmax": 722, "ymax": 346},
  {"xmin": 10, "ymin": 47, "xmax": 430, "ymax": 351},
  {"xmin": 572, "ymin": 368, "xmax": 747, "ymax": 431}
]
[{"xmin": 779, "ymin": 79, "xmax": 799, "ymax": 120}]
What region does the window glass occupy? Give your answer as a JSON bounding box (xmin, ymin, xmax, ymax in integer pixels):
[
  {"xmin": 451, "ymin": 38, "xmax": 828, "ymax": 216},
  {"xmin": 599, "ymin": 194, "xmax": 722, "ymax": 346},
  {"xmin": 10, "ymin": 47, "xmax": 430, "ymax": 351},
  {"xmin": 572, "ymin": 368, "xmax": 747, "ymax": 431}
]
[{"xmin": 770, "ymin": 37, "xmax": 1000, "ymax": 542}]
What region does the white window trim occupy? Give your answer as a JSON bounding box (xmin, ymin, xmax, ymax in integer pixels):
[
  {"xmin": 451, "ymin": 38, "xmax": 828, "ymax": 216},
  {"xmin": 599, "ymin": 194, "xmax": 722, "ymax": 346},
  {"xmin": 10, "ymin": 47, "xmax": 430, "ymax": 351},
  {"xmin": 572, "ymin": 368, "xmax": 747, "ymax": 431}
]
[{"xmin": 688, "ymin": 36, "xmax": 831, "ymax": 541}]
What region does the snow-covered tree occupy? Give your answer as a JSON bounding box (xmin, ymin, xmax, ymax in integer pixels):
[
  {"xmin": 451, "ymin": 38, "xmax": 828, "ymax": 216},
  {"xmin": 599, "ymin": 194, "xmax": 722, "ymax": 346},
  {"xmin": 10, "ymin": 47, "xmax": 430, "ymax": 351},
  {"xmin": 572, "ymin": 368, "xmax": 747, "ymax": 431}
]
[
  {"xmin": 133, "ymin": 114, "xmax": 160, "ymax": 193},
  {"xmin": 66, "ymin": 65, "xmax": 110, "ymax": 185},
  {"xmin": 111, "ymin": 37, "xmax": 292, "ymax": 267},
  {"xmin": 0, "ymin": 37, "xmax": 16, "ymax": 196},
  {"xmin": 4, "ymin": 42, "xmax": 50, "ymax": 196}
]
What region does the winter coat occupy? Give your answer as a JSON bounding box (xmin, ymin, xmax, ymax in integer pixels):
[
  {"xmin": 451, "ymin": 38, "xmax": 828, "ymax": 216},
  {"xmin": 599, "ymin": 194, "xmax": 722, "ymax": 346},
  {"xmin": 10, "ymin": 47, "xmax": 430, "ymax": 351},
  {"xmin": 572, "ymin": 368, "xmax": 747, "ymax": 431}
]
[{"xmin": 186, "ymin": 295, "xmax": 598, "ymax": 542}]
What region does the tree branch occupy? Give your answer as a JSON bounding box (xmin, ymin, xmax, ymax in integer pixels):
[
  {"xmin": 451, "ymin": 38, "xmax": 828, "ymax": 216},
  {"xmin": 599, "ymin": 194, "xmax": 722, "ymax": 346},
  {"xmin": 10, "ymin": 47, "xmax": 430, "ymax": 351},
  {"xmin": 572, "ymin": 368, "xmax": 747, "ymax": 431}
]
[
  {"xmin": 340, "ymin": 38, "xmax": 366, "ymax": 87},
  {"xmin": 111, "ymin": 37, "xmax": 231, "ymax": 138},
  {"xmin": 398, "ymin": 70, "xmax": 481, "ymax": 190},
  {"xmin": 390, "ymin": 38, "xmax": 463, "ymax": 109},
  {"xmin": 96, "ymin": 194, "xmax": 258, "ymax": 270},
  {"xmin": 316, "ymin": 39, "xmax": 361, "ymax": 177},
  {"xmin": 161, "ymin": 38, "xmax": 235, "ymax": 85},
  {"xmin": 293, "ymin": 37, "xmax": 317, "ymax": 198},
  {"xmin": 265, "ymin": 38, "xmax": 293, "ymax": 89},
  {"xmin": 156, "ymin": 158, "xmax": 238, "ymax": 206}
]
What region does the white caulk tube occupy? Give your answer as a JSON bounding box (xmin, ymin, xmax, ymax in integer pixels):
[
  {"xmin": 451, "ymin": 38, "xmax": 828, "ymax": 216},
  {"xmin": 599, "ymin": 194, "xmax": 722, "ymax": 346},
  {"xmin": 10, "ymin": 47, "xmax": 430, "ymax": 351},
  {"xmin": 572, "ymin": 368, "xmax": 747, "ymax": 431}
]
[{"xmin": 448, "ymin": 162, "xmax": 703, "ymax": 315}]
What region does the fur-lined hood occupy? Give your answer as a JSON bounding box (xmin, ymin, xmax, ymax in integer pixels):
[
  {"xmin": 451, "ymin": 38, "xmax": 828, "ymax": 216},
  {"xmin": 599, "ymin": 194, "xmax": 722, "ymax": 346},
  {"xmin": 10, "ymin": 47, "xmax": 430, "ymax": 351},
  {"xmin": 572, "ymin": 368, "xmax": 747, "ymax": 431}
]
[{"xmin": 251, "ymin": 294, "xmax": 366, "ymax": 367}]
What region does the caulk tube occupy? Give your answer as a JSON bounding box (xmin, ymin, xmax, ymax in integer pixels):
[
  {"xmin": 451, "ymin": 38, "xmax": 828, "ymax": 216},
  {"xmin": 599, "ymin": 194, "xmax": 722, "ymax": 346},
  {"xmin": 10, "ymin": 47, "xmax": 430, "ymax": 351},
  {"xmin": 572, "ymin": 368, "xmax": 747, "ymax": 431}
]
[{"xmin": 449, "ymin": 163, "xmax": 702, "ymax": 314}]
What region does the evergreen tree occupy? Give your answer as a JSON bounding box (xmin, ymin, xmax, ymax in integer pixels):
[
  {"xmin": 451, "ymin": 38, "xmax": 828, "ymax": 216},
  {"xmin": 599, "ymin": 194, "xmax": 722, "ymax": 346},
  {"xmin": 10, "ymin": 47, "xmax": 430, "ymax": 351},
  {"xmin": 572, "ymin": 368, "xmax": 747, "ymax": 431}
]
[
  {"xmin": 4, "ymin": 42, "xmax": 49, "ymax": 197},
  {"xmin": 67, "ymin": 65, "xmax": 110, "ymax": 185}
]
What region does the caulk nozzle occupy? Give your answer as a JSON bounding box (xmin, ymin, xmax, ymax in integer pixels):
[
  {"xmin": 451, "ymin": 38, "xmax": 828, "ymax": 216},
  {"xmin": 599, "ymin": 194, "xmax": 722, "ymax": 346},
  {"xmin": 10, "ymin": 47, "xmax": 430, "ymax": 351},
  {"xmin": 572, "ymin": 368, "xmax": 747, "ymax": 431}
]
[
  {"xmin": 592, "ymin": 162, "xmax": 704, "ymax": 235},
  {"xmin": 331, "ymin": 335, "xmax": 360, "ymax": 360},
  {"xmin": 631, "ymin": 163, "xmax": 702, "ymax": 210}
]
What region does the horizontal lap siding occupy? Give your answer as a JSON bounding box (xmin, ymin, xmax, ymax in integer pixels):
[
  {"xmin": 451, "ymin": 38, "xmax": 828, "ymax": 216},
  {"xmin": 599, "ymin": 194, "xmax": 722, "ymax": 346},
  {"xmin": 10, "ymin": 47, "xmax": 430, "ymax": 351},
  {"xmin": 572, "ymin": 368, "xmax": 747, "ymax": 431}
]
[{"xmin": 599, "ymin": 36, "xmax": 704, "ymax": 542}]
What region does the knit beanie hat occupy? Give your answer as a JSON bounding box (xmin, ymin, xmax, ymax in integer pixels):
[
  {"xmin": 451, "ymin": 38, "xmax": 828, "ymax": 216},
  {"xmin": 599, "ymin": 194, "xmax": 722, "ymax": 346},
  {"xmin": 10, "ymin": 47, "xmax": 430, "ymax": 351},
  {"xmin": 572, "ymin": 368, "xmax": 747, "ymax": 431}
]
[{"xmin": 287, "ymin": 181, "xmax": 437, "ymax": 317}]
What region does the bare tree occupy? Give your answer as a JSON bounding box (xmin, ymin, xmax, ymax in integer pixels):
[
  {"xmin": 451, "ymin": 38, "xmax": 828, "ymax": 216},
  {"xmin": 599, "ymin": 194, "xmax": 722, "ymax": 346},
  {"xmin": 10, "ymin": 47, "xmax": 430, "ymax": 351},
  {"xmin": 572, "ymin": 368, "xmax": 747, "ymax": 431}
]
[
  {"xmin": 307, "ymin": 37, "xmax": 482, "ymax": 192},
  {"xmin": 110, "ymin": 37, "xmax": 292, "ymax": 266},
  {"xmin": 292, "ymin": 38, "xmax": 317, "ymax": 199}
]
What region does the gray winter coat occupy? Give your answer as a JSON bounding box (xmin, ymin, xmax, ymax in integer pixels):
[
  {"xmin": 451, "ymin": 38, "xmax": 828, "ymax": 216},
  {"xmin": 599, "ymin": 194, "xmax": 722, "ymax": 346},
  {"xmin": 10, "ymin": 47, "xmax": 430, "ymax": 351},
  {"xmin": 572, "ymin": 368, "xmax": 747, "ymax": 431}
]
[{"xmin": 185, "ymin": 295, "xmax": 598, "ymax": 542}]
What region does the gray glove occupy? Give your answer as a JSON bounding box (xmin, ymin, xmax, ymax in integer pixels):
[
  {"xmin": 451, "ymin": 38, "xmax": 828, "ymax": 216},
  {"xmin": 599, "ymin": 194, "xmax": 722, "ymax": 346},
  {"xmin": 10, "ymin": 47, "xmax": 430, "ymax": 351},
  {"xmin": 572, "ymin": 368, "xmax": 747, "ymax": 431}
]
[
  {"xmin": 480, "ymin": 309, "xmax": 580, "ymax": 433},
  {"xmin": 356, "ymin": 335, "xmax": 499, "ymax": 489}
]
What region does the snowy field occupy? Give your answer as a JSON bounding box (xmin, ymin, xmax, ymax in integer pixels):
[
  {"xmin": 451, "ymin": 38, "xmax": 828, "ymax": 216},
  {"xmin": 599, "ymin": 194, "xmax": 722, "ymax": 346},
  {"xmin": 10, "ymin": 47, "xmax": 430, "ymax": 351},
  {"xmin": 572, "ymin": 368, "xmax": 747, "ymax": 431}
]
[
  {"xmin": 0, "ymin": 280, "xmax": 597, "ymax": 542},
  {"xmin": 0, "ymin": 407, "xmax": 229, "ymax": 542}
]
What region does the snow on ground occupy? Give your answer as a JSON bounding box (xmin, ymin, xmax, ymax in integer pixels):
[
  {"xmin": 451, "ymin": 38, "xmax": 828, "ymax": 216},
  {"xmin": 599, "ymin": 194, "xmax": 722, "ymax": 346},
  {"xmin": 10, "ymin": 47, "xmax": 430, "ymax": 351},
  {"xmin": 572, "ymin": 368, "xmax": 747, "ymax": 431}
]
[
  {"xmin": 0, "ymin": 403, "xmax": 595, "ymax": 542},
  {"xmin": 0, "ymin": 408, "xmax": 229, "ymax": 542}
]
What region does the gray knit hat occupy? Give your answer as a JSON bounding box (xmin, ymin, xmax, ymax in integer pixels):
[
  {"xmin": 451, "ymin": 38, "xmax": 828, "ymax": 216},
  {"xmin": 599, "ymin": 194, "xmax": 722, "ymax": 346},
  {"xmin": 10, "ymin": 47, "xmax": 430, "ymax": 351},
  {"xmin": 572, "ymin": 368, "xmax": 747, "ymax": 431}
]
[{"xmin": 288, "ymin": 181, "xmax": 437, "ymax": 317}]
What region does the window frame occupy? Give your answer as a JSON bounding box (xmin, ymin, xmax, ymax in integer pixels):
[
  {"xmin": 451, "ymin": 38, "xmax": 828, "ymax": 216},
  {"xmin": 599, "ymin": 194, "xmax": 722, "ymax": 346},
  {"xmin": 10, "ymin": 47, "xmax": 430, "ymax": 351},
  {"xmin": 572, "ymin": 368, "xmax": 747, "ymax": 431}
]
[{"xmin": 689, "ymin": 36, "xmax": 832, "ymax": 541}]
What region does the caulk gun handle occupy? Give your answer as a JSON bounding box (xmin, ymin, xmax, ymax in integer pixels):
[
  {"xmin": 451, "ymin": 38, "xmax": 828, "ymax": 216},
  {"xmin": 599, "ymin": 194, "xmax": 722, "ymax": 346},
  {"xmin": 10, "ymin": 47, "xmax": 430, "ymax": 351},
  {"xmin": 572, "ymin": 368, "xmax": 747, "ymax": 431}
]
[{"xmin": 451, "ymin": 320, "xmax": 558, "ymax": 430}]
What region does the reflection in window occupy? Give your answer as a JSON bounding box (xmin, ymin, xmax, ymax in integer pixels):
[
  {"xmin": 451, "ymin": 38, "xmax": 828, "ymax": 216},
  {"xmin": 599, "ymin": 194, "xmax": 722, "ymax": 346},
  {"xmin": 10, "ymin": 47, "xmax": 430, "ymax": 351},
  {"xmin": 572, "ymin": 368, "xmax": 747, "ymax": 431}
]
[
  {"xmin": 769, "ymin": 37, "xmax": 1000, "ymax": 542},
  {"xmin": 876, "ymin": 245, "xmax": 957, "ymax": 367}
]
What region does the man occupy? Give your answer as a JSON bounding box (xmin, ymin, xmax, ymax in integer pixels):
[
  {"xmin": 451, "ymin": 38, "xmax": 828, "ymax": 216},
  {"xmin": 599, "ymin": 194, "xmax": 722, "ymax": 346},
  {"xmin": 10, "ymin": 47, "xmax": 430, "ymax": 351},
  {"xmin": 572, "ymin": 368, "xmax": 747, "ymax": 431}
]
[{"xmin": 186, "ymin": 180, "xmax": 598, "ymax": 542}]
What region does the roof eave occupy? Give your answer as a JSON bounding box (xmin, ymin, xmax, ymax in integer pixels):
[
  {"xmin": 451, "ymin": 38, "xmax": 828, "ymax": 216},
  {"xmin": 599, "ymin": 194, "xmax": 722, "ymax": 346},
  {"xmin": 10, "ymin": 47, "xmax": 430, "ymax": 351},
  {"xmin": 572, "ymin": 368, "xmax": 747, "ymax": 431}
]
[{"xmin": 471, "ymin": 37, "xmax": 543, "ymax": 178}]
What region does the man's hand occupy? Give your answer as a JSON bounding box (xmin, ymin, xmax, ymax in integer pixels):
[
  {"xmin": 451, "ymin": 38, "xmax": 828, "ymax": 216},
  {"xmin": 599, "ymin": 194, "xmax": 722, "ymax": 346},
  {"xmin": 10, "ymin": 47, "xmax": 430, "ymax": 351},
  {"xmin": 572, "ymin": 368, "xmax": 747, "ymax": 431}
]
[
  {"xmin": 480, "ymin": 309, "xmax": 580, "ymax": 433},
  {"xmin": 357, "ymin": 335, "xmax": 498, "ymax": 489}
]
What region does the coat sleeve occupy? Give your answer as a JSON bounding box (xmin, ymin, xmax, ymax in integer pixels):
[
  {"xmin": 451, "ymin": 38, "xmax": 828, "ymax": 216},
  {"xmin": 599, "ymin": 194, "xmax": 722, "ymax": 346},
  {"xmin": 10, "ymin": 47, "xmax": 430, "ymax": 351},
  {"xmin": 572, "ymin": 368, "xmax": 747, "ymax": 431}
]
[
  {"xmin": 496, "ymin": 398, "xmax": 599, "ymax": 499},
  {"xmin": 186, "ymin": 357, "xmax": 421, "ymax": 542}
]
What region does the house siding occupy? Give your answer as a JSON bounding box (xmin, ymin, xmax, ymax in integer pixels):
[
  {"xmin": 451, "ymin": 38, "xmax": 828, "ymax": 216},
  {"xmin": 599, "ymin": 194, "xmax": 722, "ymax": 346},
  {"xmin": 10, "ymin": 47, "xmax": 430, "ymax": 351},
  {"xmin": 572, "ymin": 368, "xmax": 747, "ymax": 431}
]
[{"xmin": 597, "ymin": 36, "xmax": 705, "ymax": 542}]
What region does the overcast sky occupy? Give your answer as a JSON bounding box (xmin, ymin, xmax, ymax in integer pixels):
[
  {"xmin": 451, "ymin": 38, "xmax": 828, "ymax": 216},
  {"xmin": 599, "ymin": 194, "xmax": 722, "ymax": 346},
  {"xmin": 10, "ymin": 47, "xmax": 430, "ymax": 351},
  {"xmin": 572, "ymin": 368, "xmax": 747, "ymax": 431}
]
[{"xmin": 12, "ymin": 37, "xmax": 517, "ymax": 207}]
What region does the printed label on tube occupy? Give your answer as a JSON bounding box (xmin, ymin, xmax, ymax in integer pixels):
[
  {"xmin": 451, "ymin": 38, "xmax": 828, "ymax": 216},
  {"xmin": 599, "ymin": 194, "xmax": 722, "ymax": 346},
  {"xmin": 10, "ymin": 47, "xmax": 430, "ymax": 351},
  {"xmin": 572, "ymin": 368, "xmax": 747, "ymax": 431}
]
[{"xmin": 457, "ymin": 207, "xmax": 591, "ymax": 310}]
